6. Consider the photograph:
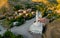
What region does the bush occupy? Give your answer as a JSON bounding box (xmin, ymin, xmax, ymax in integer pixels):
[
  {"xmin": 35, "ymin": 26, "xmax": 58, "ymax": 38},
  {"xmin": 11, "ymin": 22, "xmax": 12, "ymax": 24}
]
[
  {"xmin": 46, "ymin": 14, "xmax": 52, "ymax": 19},
  {"xmin": 14, "ymin": 5, "xmax": 23, "ymax": 11},
  {"xmin": 1, "ymin": 30, "xmax": 24, "ymax": 38},
  {"xmin": 0, "ymin": 35, "xmax": 2, "ymax": 38},
  {"xmin": 16, "ymin": 16, "xmax": 25, "ymax": 25},
  {"xmin": 9, "ymin": 19, "xmax": 16, "ymax": 24},
  {"xmin": 3, "ymin": 30, "xmax": 16, "ymax": 38},
  {"xmin": 16, "ymin": 35, "xmax": 24, "ymax": 38},
  {"xmin": 7, "ymin": 18, "xmax": 16, "ymax": 28},
  {"xmin": 26, "ymin": 13, "xmax": 33, "ymax": 20}
]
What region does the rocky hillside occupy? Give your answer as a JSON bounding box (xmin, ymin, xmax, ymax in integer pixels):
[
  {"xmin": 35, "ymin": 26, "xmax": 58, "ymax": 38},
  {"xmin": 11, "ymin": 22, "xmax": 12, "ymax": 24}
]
[{"xmin": 43, "ymin": 18, "xmax": 60, "ymax": 38}]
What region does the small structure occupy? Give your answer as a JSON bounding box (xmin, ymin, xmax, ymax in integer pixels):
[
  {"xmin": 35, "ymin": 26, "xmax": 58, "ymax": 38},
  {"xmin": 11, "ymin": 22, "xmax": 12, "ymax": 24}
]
[{"xmin": 13, "ymin": 22, "xmax": 19, "ymax": 26}]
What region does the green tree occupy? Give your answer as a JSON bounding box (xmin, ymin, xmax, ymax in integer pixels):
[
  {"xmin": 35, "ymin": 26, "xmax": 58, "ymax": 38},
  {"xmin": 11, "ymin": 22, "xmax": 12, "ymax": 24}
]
[
  {"xmin": 16, "ymin": 35, "xmax": 23, "ymax": 38},
  {"xmin": 3, "ymin": 30, "xmax": 16, "ymax": 38},
  {"xmin": 14, "ymin": 5, "xmax": 23, "ymax": 11},
  {"xmin": 0, "ymin": 35, "xmax": 2, "ymax": 38}
]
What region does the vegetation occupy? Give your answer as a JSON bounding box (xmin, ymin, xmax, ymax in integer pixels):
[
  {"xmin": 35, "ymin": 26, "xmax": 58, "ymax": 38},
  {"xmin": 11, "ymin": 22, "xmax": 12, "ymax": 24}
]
[
  {"xmin": 14, "ymin": 5, "xmax": 23, "ymax": 11},
  {"xmin": 0, "ymin": 35, "xmax": 2, "ymax": 38},
  {"xmin": 3, "ymin": 30, "xmax": 16, "ymax": 38},
  {"xmin": 16, "ymin": 35, "xmax": 24, "ymax": 38},
  {"xmin": 16, "ymin": 16, "xmax": 25, "ymax": 25},
  {"xmin": 0, "ymin": 30, "xmax": 24, "ymax": 38}
]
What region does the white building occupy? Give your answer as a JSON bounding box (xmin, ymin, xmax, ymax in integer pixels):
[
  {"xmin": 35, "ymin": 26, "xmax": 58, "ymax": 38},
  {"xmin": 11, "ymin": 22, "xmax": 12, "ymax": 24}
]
[{"xmin": 29, "ymin": 10, "xmax": 43, "ymax": 34}]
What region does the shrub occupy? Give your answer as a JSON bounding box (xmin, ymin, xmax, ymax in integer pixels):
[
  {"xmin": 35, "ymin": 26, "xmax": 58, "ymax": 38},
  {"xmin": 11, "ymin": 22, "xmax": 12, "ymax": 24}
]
[
  {"xmin": 16, "ymin": 35, "xmax": 24, "ymax": 38},
  {"xmin": 7, "ymin": 18, "xmax": 16, "ymax": 28},
  {"xmin": 26, "ymin": 13, "xmax": 33, "ymax": 20},
  {"xmin": 0, "ymin": 35, "xmax": 2, "ymax": 38},
  {"xmin": 2, "ymin": 30, "xmax": 24, "ymax": 38},
  {"xmin": 14, "ymin": 5, "xmax": 23, "ymax": 11},
  {"xmin": 16, "ymin": 16, "xmax": 25, "ymax": 25},
  {"xmin": 3, "ymin": 30, "xmax": 16, "ymax": 38},
  {"xmin": 9, "ymin": 19, "xmax": 16, "ymax": 24}
]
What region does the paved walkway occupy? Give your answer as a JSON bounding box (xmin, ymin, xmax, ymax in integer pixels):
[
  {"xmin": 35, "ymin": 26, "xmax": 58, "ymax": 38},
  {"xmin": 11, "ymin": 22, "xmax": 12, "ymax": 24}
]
[{"xmin": 11, "ymin": 17, "xmax": 36, "ymax": 38}]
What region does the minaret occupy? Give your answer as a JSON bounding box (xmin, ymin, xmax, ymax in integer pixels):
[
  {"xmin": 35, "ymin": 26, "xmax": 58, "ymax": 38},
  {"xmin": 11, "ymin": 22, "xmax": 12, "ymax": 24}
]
[
  {"xmin": 36, "ymin": 10, "xmax": 39, "ymax": 26},
  {"xmin": 36, "ymin": 10, "xmax": 42, "ymax": 25}
]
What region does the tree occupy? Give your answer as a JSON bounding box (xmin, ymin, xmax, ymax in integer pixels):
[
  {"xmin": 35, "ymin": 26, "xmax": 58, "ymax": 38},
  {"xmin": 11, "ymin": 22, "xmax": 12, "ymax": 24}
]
[
  {"xmin": 16, "ymin": 35, "xmax": 23, "ymax": 38},
  {"xmin": 14, "ymin": 5, "xmax": 23, "ymax": 11},
  {"xmin": 3, "ymin": 30, "xmax": 16, "ymax": 38},
  {"xmin": 3, "ymin": 30, "xmax": 24, "ymax": 38},
  {"xmin": 24, "ymin": 2, "xmax": 32, "ymax": 9},
  {"xmin": 0, "ymin": 35, "xmax": 2, "ymax": 38}
]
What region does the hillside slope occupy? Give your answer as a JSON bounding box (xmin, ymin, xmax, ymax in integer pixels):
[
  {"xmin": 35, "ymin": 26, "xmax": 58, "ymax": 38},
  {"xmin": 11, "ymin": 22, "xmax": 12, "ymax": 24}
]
[{"xmin": 43, "ymin": 18, "xmax": 60, "ymax": 38}]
